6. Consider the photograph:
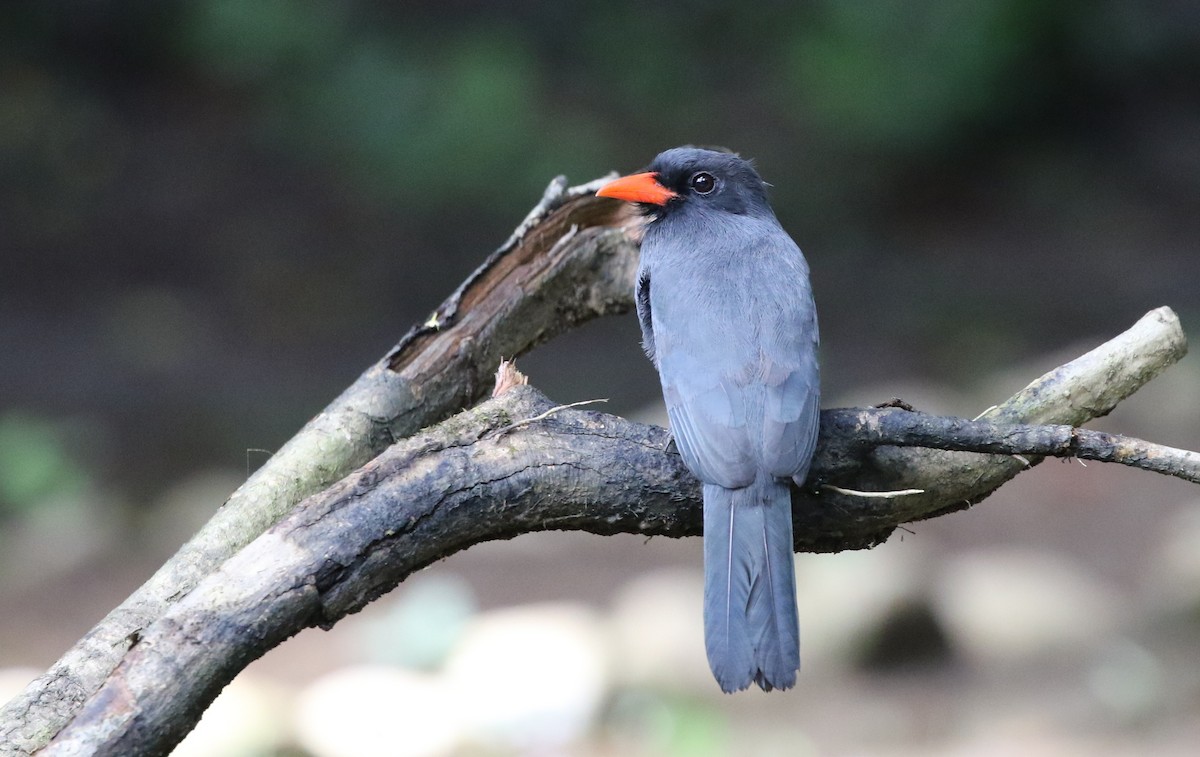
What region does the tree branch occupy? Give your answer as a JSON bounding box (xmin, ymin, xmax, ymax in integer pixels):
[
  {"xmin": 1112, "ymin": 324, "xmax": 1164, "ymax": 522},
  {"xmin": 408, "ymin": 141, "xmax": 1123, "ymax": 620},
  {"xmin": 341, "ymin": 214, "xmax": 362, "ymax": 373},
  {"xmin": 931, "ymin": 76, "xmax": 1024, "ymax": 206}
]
[
  {"xmin": 39, "ymin": 308, "xmax": 1192, "ymax": 756},
  {"xmin": 0, "ymin": 176, "xmax": 638, "ymax": 755},
  {"xmin": 806, "ymin": 306, "xmax": 1188, "ymax": 543},
  {"xmin": 0, "ymin": 159, "xmax": 1189, "ymax": 755}
]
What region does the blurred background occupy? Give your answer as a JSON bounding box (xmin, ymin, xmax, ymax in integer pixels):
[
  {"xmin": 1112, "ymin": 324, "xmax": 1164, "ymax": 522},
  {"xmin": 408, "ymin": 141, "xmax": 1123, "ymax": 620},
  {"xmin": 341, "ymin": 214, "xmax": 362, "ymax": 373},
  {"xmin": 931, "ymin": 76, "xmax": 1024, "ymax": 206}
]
[{"xmin": 2, "ymin": 1, "xmax": 1200, "ymax": 755}]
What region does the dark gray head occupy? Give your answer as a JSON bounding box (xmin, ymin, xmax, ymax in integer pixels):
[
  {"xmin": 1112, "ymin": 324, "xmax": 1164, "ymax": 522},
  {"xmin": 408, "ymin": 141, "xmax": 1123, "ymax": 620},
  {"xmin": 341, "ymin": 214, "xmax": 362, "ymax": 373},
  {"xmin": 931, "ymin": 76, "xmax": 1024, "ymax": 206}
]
[{"xmin": 597, "ymin": 146, "xmax": 775, "ymax": 221}]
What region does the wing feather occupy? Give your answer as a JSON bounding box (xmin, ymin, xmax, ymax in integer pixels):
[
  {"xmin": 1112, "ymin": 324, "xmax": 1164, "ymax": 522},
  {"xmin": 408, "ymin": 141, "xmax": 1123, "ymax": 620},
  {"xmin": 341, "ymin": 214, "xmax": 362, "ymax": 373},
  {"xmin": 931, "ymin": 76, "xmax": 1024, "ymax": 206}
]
[{"xmin": 647, "ymin": 226, "xmax": 818, "ymax": 488}]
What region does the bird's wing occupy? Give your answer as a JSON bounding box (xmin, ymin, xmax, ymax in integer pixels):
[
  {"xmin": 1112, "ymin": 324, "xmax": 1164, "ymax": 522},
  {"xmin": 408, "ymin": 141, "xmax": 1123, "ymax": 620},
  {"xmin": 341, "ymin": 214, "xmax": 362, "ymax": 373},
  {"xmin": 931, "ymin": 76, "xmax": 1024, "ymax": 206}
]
[
  {"xmin": 758, "ymin": 312, "xmax": 820, "ymax": 483},
  {"xmin": 659, "ymin": 346, "xmax": 757, "ymax": 489},
  {"xmin": 651, "ymin": 231, "xmax": 818, "ymax": 488},
  {"xmin": 635, "ymin": 267, "xmax": 656, "ymax": 364},
  {"xmin": 650, "ymin": 273, "xmax": 760, "ymax": 490}
]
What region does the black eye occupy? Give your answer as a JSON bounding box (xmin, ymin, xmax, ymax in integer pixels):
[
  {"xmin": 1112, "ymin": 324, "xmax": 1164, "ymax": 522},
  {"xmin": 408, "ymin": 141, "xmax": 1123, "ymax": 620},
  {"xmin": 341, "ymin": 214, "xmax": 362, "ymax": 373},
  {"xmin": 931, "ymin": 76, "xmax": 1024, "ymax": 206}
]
[{"xmin": 689, "ymin": 171, "xmax": 716, "ymax": 195}]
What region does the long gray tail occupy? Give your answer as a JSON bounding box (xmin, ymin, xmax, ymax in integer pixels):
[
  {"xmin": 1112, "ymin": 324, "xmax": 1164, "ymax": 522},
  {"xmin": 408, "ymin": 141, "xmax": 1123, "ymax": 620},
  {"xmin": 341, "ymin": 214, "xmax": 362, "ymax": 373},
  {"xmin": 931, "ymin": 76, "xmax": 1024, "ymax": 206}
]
[{"xmin": 702, "ymin": 478, "xmax": 799, "ymax": 692}]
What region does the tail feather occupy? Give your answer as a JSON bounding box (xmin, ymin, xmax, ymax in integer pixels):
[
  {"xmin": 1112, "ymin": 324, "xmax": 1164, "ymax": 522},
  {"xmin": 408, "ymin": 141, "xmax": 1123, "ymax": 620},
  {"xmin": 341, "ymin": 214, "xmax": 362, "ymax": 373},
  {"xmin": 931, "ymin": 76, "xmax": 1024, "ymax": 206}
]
[{"xmin": 703, "ymin": 479, "xmax": 800, "ymax": 693}]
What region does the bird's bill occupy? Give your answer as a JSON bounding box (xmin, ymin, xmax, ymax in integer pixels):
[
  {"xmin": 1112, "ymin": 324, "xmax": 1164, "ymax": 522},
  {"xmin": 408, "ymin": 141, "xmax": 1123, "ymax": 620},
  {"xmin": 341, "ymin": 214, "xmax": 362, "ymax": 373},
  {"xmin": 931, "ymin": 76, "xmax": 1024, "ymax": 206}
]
[{"xmin": 596, "ymin": 172, "xmax": 677, "ymax": 205}]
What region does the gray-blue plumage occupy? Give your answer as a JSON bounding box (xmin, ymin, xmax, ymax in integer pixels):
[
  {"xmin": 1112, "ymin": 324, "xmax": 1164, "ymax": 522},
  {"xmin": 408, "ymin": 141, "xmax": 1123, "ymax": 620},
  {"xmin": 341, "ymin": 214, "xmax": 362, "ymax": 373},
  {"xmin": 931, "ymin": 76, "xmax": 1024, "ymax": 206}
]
[{"xmin": 629, "ymin": 147, "xmax": 819, "ymax": 692}]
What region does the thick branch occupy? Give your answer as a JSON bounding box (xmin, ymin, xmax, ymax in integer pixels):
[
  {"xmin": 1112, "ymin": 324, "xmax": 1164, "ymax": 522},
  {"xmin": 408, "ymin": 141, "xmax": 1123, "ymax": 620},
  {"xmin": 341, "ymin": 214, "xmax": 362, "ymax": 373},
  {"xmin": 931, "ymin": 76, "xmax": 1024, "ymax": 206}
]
[
  {"xmin": 806, "ymin": 306, "xmax": 1189, "ymax": 542},
  {"xmin": 41, "ymin": 310, "xmax": 1192, "ymax": 756},
  {"xmin": 0, "ymin": 178, "xmax": 638, "ymax": 755},
  {"xmin": 0, "ymin": 149, "xmax": 1187, "ymax": 756}
]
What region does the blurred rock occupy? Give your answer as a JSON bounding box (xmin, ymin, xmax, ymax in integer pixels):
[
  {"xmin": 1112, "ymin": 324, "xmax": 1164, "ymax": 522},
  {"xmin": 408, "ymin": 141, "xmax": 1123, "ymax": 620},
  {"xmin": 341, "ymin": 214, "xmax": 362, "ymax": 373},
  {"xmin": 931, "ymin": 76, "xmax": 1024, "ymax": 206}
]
[
  {"xmin": 1086, "ymin": 638, "xmax": 1166, "ymax": 723},
  {"xmin": 1144, "ymin": 504, "xmax": 1200, "ymax": 616},
  {"xmin": 608, "ymin": 568, "xmax": 709, "ymax": 691},
  {"xmin": 855, "ymin": 598, "xmax": 954, "ymax": 672},
  {"xmin": 442, "ymin": 602, "xmax": 609, "ymax": 752},
  {"xmin": 294, "ymin": 666, "xmax": 459, "ymax": 757},
  {"xmin": 796, "ymin": 541, "xmax": 929, "ymax": 670},
  {"xmin": 172, "ymin": 674, "xmax": 290, "ymax": 757},
  {"xmin": 879, "ymin": 732, "xmax": 1157, "ymax": 757},
  {"xmin": 603, "ymin": 688, "xmax": 734, "ymax": 756},
  {"xmin": 932, "ymin": 548, "xmax": 1124, "ymax": 664},
  {"xmin": 356, "ymin": 573, "xmax": 476, "ymax": 670}
]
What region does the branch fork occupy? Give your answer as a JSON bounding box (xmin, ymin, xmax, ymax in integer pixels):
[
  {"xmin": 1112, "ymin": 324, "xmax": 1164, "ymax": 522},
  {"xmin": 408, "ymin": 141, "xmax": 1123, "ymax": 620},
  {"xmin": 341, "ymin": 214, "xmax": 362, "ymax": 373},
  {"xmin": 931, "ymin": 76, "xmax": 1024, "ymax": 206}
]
[{"xmin": 0, "ymin": 173, "xmax": 1190, "ymax": 756}]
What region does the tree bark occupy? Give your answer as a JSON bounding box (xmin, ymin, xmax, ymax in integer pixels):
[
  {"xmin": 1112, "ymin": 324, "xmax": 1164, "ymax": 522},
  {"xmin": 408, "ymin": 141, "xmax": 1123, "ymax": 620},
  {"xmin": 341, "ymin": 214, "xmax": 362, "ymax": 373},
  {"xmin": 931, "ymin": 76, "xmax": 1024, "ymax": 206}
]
[
  {"xmin": 0, "ymin": 176, "xmax": 636, "ymax": 756},
  {"xmin": 810, "ymin": 305, "xmax": 1190, "ymax": 541},
  {"xmin": 0, "ymin": 168, "xmax": 1190, "ymax": 756},
  {"xmin": 35, "ymin": 308, "xmax": 1193, "ymax": 757}
]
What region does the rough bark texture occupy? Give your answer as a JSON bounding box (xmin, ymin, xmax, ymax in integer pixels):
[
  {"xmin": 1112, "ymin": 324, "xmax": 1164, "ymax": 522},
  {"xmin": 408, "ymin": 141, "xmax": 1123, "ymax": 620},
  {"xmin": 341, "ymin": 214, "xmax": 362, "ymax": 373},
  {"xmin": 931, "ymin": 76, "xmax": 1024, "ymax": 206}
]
[
  {"xmin": 802, "ymin": 306, "xmax": 1189, "ymax": 548},
  {"xmin": 37, "ymin": 308, "xmax": 1193, "ymax": 756},
  {"xmin": 0, "ymin": 176, "xmax": 638, "ymax": 756},
  {"xmin": 0, "ymin": 159, "xmax": 1190, "ymax": 756}
]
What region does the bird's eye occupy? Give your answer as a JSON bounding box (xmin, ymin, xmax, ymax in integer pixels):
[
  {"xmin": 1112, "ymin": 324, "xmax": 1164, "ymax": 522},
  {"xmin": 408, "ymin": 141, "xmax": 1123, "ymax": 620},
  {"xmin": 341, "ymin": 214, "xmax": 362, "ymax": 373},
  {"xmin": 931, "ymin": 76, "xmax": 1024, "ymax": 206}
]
[{"xmin": 689, "ymin": 171, "xmax": 716, "ymax": 195}]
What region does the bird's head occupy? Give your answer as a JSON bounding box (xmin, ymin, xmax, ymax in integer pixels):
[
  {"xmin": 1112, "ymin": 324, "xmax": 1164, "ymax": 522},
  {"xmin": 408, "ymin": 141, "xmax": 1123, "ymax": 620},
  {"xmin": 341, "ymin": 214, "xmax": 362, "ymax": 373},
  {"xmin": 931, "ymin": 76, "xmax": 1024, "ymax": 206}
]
[{"xmin": 596, "ymin": 146, "xmax": 772, "ymax": 221}]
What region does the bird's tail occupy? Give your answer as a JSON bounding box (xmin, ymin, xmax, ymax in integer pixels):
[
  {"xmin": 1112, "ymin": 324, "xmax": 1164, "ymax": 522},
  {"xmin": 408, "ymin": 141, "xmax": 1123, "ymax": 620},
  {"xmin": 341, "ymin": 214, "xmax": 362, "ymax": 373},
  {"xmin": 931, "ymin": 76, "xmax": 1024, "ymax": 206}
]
[{"xmin": 702, "ymin": 478, "xmax": 799, "ymax": 693}]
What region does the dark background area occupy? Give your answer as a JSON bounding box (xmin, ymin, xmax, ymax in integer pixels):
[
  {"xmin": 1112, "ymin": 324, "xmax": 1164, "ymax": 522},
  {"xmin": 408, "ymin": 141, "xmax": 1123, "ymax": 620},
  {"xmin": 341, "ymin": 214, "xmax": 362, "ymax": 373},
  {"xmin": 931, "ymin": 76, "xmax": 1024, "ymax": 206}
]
[{"xmin": 2, "ymin": 2, "xmax": 1199, "ymax": 755}]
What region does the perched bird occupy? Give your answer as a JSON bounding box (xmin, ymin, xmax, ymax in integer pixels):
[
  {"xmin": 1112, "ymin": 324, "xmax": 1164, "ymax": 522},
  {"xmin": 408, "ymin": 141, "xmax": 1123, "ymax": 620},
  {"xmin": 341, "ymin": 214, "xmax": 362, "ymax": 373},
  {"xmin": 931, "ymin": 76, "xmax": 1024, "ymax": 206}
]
[{"xmin": 597, "ymin": 147, "xmax": 819, "ymax": 692}]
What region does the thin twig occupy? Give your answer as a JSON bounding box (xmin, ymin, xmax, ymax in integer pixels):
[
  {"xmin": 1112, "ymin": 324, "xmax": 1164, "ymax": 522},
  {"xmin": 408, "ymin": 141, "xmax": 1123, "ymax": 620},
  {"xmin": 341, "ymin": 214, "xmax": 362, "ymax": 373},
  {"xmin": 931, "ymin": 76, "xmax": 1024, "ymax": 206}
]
[
  {"xmin": 489, "ymin": 398, "xmax": 609, "ymax": 438},
  {"xmin": 821, "ymin": 485, "xmax": 926, "ymax": 498}
]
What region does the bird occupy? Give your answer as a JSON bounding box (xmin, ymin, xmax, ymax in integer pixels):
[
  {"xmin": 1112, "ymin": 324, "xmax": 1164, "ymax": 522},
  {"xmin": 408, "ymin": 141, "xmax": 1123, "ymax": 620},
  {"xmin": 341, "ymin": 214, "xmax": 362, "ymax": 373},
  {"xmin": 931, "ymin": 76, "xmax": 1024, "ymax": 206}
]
[{"xmin": 596, "ymin": 147, "xmax": 819, "ymax": 692}]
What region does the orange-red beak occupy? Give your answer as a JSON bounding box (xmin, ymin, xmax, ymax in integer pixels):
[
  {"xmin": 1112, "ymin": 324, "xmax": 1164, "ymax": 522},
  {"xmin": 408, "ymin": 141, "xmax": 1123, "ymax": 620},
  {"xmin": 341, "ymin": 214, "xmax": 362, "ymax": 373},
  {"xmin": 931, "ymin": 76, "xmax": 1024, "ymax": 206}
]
[{"xmin": 596, "ymin": 172, "xmax": 677, "ymax": 206}]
